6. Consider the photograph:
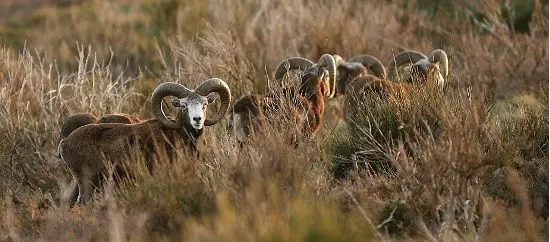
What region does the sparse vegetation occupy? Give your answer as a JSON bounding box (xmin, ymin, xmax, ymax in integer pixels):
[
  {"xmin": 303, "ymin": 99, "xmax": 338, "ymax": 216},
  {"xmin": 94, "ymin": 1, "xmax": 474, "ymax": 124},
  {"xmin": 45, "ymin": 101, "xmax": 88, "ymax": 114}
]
[{"xmin": 0, "ymin": 0, "xmax": 547, "ymax": 241}]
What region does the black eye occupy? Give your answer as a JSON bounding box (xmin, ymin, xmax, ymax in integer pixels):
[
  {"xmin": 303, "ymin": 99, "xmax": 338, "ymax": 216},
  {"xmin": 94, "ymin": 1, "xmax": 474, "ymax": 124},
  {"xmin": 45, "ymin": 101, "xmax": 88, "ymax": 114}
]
[{"xmin": 176, "ymin": 102, "xmax": 188, "ymax": 109}]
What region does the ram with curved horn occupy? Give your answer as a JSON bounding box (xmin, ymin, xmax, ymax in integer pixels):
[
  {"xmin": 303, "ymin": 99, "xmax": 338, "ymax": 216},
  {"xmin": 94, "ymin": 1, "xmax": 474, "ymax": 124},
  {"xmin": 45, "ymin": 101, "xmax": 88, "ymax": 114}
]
[
  {"xmin": 336, "ymin": 53, "xmax": 417, "ymax": 122},
  {"xmin": 342, "ymin": 50, "xmax": 449, "ymax": 123},
  {"xmin": 58, "ymin": 78, "xmax": 231, "ymax": 205},
  {"xmin": 227, "ymin": 54, "xmax": 336, "ymax": 141},
  {"xmin": 387, "ymin": 49, "xmax": 449, "ymax": 88},
  {"xmin": 332, "ymin": 54, "xmax": 386, "ymax": 96},
  {"xmin": 274, "ymin": 53, "xmax": 337, "ymax": 98}
]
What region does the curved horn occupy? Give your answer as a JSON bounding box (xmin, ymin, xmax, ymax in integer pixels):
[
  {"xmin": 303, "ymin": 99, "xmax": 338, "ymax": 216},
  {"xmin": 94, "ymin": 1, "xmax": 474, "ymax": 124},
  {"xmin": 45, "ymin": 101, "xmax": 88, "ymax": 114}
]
[
  {"xmin": 387, "ymin": 51, "xmax": 428, "ymax": 80},
  {"xmin": 151, "ymin": 82, "xmax": 191, "ymax": 129},
  {"xmin": 428, "ymin": 49, "xmax": 449, "ymax": 81},
  {"xmin": 348, "ymin": 54, "xmax": 387, "ymax": 79},
  {"xmin": 316, "ymin": 53, "xmax": 337, "ymax": 98},
  {"xmin": 195, "ymin": 78, "xmax": 232, "ymax": 126},
  {"xmin": 274, "ymin": 57, "xmax": 315, "ymax": 81}
]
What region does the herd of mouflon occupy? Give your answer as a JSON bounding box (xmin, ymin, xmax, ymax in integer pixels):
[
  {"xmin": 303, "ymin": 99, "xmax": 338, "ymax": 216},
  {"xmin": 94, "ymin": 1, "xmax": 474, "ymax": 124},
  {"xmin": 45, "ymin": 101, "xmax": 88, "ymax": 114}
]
[{"xmin": 58, "ymin": 49, "xmax": 448, "ymax": 205}]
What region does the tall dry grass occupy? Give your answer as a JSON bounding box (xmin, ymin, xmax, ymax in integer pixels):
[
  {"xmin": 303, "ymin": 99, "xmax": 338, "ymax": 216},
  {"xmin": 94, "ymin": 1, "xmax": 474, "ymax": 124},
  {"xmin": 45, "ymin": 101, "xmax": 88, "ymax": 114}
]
[{"xmin": 0, "ymin": 0, "xmax": 547, "ymax": 240}]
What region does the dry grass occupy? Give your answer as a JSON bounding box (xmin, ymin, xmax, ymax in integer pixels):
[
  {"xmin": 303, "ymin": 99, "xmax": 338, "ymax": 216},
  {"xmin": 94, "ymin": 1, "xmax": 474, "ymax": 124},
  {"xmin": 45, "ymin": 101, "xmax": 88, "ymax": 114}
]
[{"xmin": 0, "ymin": 0, "xmax": 547, "ymax": 241}]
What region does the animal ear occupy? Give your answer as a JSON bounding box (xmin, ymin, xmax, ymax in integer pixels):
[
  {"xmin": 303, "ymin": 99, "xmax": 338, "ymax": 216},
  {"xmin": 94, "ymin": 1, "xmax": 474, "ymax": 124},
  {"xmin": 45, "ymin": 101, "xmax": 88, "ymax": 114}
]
[{"xmin": 207, "ymin": 93, "xmax": 218, "ymax": 103}]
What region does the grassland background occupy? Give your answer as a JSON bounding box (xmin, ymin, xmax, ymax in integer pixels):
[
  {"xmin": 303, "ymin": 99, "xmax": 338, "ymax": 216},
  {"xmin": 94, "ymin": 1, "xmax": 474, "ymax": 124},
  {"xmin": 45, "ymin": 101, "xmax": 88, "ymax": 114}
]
[{"xmin": 0, "ymin": 0, "xmax": 548, "ymax": 241}]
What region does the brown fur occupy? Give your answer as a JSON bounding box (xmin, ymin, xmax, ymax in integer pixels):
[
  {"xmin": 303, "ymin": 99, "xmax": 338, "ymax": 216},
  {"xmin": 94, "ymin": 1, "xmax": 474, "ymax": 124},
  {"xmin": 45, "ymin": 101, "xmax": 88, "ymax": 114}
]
[
  {"xmin": 334, "ymin": 54, "xmax": 387, "ymax": 96},
  {"xmin": 344, "ymin": 75, "xmax": 411, "ymax": 113},
  {"xmin": 59, "ymin": 113, "xmax": 141, "ymax": 143},
  {"xmin": 58, "ymin": 112, "xmax": 142, "ymax": 204},
  {"xmin": 401, "ymin": 64, "xmax": 442, "ymax": 87},
  {"xmin": 336, "ymin": 64, "xmax": 369, "ymax": 96},
  {"xmin": 343, "ymin": 67, "xmax": 444, "ymax": 123},
  {"xmin": 298, "ymin": 73, "xmax": 326, "ymax": 135},
  {"xmin": 58, "ymin": 113, "xmax": 141, "ymax": 156},
  {"xmin": 361, "ymin": 77, "xmax": 410, "ymax": 99},
  {"xmin": 59, "ymin": 113, "xmax": 99, "ymax": 143},
  {"xmin": 97, "ymin": 113, "xmax": 141, "ymax": 124},
  {"xmin": 59, "ymin": 116, "xmax": 202, "ymax": 204},
  {"xmin": 344, "ymin": 62, "xmax": 441, "ymax": 105},
  {"xmin": 229, "ymin": 70, "xmax": 329, "ymax": 138}
]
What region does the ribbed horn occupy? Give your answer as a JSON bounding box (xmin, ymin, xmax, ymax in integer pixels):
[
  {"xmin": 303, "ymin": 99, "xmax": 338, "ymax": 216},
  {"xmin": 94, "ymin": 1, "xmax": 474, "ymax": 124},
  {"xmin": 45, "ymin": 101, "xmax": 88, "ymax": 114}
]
[
  {"xmin": 151, "ymin": 82, "xmax": 191, "ymax": 129},
  {"xmin": 194, "ymin": 78, "xmax": 232, "ymax": 126},
  {"xmin": 387, "ymin": 51, "xmax": 428, "ymax": 80},
  {"xmin": 274, "ymin": 57, "xmax": 315, "ymax": 82},
  {"xmin": 348, "ymin": 54, "xmax": 387, "ymax": 79},
  {"xmin": 316, "ymin": 54, "xmax": 337, "ymax": 98}
]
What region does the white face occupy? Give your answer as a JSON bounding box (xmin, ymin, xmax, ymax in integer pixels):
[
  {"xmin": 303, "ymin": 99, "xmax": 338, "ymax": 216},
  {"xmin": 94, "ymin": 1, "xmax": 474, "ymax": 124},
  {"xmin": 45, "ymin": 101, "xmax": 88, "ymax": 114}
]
[{"xmin": 172, "ymin": 95, "xmax": 210, "ymax": 130}]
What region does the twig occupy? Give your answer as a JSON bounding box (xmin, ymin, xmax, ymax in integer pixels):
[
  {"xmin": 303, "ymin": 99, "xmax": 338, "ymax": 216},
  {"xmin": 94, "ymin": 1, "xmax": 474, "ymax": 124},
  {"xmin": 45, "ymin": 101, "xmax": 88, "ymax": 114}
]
[
  {"xmin": 343, "ymin": 188, "xmax": 382, "ymax": 238},
  {"xmin": 376, "ymin": 206, "xmax": 398, "ymax": 229}
]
